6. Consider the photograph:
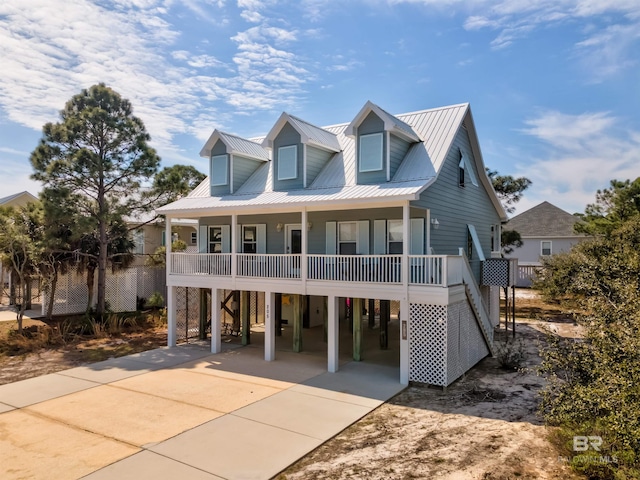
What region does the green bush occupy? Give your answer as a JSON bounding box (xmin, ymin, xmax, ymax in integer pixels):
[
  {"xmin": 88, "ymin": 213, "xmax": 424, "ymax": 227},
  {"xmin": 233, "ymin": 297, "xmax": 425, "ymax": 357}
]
[{"xmin": 495, "ymin": 337, "xmax": 526, "ymax": 370}]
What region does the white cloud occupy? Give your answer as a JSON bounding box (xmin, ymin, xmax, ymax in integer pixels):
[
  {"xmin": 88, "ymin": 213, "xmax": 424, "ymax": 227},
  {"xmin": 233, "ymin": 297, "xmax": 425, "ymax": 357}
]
[{"xmin": 511, "ymin": 110, "xmax": 640, "ymax": 215}]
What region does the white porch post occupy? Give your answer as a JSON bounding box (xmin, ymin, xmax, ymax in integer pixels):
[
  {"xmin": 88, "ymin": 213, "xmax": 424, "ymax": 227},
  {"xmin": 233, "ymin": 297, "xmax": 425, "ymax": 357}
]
[
  {"xmin": 402, "ymin": 202, "xmax": 410, "ymax": 288},
  {"xmin": 301, "ymin": 209, "xmax": 308, "ymax": 288},
  {"xmin": 231, "ymin": 214, "xmax": 237, "ymax": 279},
  {"xmin": 211, "ymin": 288, "xmax": 221, "ymax": 353},
  {"xmin": 165, "ymin": 215, "xmax": 172, "ymax": 279},
  {"xmin": 265, "ymin": 291, "xmax": 276, "ymax": 361},
  {"xmin": 400, "ymin": 297, "xmax": 409, "ymax": 385},
  {"xmin": 327, "ymin": 295, "xmax": 339, "ymax": 373},
  {"xmin": 167, "ymin": 286, "xmax": 177, "ymax": 347}
]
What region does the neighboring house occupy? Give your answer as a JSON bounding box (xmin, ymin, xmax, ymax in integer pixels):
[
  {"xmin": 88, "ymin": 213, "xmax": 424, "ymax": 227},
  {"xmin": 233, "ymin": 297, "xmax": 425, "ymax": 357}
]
[
  {"xmin": 0, "ymin": 191, "xmax": 38, "ymax": 209},
  {"xmin": 504, "ymin": 201, "xmax": 589, "ymax": 287},
  {"xmin": 158, "ymin": 101, "xmax": 508, "ymax": 387},
  {"xmin": 128, "ymin": 213, "xmax": 198, "ymax": 266}
]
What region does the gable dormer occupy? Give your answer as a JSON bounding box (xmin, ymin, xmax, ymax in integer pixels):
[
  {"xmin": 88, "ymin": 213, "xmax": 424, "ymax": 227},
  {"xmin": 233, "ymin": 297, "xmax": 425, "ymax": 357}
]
[
  {"xmin": 262, "ymin": 113, "xmax": 340, "ymax": 191},
  {"xmin": 200, "ymin": 130, "xmax": 269, "ymax": 196},
  {"xmin": 345, "ymin": 101, "xmax": 421, "ymax": 184}
]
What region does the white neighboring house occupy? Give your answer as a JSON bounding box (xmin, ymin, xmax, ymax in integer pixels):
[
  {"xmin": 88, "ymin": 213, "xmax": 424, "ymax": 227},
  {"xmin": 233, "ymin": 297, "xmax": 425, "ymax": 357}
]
[{"xmin": 504, "ymin": 201, "xmax": 590, "ymax": 287}]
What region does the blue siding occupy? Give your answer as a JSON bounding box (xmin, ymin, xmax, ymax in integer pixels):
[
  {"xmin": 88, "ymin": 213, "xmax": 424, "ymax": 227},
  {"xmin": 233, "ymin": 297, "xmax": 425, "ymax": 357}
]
[
  {"xmin": 357, "ymin": 112, "xmax": 387, "ymax": 185},
  {"xmin": 390, "ymin": 134, "xmax": 411, "ymax": 179},
  {"xmin": 232, "ymin": 155, "xmax": 262, "ymax": 193},
  {"xmin": 306, "ymin": 146, "xmax": 333, "ymax": 186},
  {"xmin": 210, "ymin": 140, "xmax": 230, "ymax": 196},
  {"xmin": 411, "ymin": 126, "xmax": 500, "ymax": 279},
  {"xmin": 273, "ymin": 123, "xmax": 303, "ymax": 191}
]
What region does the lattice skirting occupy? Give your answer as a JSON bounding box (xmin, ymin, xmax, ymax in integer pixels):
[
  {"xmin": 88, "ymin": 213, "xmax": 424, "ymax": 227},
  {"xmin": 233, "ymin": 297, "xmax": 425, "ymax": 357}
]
[{"xmin": 409, "ymin": 300, "xmax": 490, "ymax": 387}]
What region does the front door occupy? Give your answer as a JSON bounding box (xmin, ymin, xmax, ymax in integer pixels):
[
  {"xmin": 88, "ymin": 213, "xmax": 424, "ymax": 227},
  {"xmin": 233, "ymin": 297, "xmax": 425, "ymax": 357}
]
[{"xmin": 285, "ymin": 224, "xmax": 302, "ymax": 254}]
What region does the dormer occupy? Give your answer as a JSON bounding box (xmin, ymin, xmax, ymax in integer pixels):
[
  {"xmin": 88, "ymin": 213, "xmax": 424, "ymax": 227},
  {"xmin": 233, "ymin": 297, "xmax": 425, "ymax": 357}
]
[
  {"xmin": 345, "ymin": 101, "xmax": 421, "ymax": 184},
  {"xmin": 200, "ymin": 130, "xmax": 269, "ymax": 196},
  {"xmin": 262, "ymin": 113, "xmax": 340, "ymax": 191}
]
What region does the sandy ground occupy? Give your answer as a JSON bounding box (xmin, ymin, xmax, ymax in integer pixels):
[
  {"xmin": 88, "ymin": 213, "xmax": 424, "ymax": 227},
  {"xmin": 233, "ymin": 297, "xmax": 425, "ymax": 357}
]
[{"xmin": 277, "ymin": 292, "xmax": 581, "ymax": 480}]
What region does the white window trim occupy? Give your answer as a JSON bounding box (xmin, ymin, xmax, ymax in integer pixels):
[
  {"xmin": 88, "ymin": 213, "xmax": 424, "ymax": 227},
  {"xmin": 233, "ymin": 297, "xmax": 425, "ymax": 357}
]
[
  {"xmin": 460, "ymin": 152, "xmax": 478, "ymax": 187},
  {"xmin": 359, "ymin": 132, "xmax": 384, "ymax": 173},
  {"xmin": 133, "ymin": 229, "xmax": 144, "ymax": 255},
  {"xmin": 387, "ymin": 219, "xmax": 403, "ymax": 254},
  {"xmin": 337, "ymin": 221, "xmax": 358, "ymax": 255},
  {"xmin": 277, "ymin": 145, "xmax": 298, "ymax": 181},
  {"xmin": 209, "ymin": 225, "xmax": 223, "ymax": 253},
  {"xmin": 242, "ymin": 224, "xmax": 259, "ymax": 253},
  {"xmin": 211, "ymin": 154, "xmax": 228, "ymax": 186},
  {"xmin": 541, "ymin": 240, "xmax": 552, "ymax": 256},
  {"xmin": 190, "ymin": 231, "xmax": 197, "ymax": 245}
]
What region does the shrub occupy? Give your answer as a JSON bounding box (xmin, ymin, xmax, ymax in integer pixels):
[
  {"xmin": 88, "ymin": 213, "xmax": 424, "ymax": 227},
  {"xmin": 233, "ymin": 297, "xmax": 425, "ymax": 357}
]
[{"xmin": 495, "ymin": 337, "xmax": 526, "ymax": 370}]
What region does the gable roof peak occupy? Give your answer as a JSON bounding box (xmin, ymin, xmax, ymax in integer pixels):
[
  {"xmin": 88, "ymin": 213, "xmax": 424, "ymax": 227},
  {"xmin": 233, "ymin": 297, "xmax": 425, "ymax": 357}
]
[
  {"xmin": 261, "ymin": 112, "xmax": 341, "ymax": 152},
  {"xmin": 344, "ymin": 100, "xmax": 421, "ymax": 142},
  {"xmin": 199, "ymin": 129, "xmax": 269, "ymax": 161}
]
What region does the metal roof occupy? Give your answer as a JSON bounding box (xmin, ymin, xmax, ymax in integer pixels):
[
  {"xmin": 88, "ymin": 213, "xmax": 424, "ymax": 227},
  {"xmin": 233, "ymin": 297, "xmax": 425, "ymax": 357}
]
[
  {"xmin": 158, "ymin": 102, "xmax": 472, "ymax": 215},
  {"xmin": 261, "ymin": 112, "xmax": 341, "ymax": 152},
  {"xmin": 199, "ymin": 130, "xmax": 270, "ymax": 161}
]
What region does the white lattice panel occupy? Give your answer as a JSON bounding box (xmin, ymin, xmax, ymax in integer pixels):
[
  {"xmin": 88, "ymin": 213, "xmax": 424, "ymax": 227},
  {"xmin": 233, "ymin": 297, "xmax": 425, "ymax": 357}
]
[
  {"xmin": 409, "ymin": 303, "xmax": 447, "ymax": 386},
  {"xmin": 447, "ymin": 300, "xmax": 490, "ymax": 385}
]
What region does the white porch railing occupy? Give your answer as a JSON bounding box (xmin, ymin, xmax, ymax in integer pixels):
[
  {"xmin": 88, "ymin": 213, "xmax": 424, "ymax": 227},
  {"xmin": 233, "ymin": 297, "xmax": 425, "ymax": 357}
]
[
  {"xmin": 408, "ymin": 255, "xmax": 463, "ymax": 286},
  {"xmin": 171, "ymin": 253, "xmax": 231, "ymax": 276},
  {"xmin": 237, "ymin": 254, "xmax": 301, "ymax": 279},
  {"xmin": 308, "ymin": 254, "xmax": 403, "ymax": 283}
]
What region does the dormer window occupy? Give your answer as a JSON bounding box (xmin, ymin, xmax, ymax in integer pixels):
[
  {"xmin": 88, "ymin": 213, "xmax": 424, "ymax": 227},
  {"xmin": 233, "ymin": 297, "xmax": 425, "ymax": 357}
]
[
  {"xmin": 277, "ymin": 145, "xmax": 297, "ymax": 180},
  {"xmin": 211, "ymin": 154, "xmax": 228, "ymax": 186},
  {"xmin": 359, "ymin": 132, "xmax": 383, "ymax": 172}
]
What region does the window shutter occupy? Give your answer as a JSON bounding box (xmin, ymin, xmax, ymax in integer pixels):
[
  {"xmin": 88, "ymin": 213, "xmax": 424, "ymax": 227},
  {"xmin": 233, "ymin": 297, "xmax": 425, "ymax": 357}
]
[
  {"xmin": 236, "ymin": 225, "xmax": 242, "ymax": 253},
  {"xmin": 410, "ymin": 218, "xmax": 425, "ymax": 255},
  {"xmin": 373, "ymin": 220, "xmax": 386, "ymax": 254},
  {"xmin": 357, "ymin": 220, "xmax": 370, "ymax": 254},
  {"xmin": 325, "ymin": 221, "xmax": 336, "ymax": 254},
  {"xmin": 198, "ymin": 225, "xmax": 208, "ymax": 253},
  {"xmin": 257, "ymin": 224, "xmax": 267, "ymax": 254},
  {"xmin": 221, "ymin": 225, "xmax": 231, "ymax": 253}
]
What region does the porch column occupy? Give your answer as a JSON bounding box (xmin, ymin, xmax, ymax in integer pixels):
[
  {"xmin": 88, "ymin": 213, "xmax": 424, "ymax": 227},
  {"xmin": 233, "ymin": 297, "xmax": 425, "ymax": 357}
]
[
  {"xmin": 165, "ymin": 215, "xmax": 172, "ymax": 281},
  {"xmin": 167, "ymin": 286, "xmax": 176, "ymax": 347},
  {"xmin": 353, "ymin": 298, "xmax": 362, "ymax": 361},
  {"xmin": 231, "ymin": 214, "xmax": 237, "ymax": 279},
  {"xmin": 211, "ymin": 288, "xmax": 221, "ymax": 354},
  {"xmin": 265, "ymin": 291, "xmax": 276, "ymax": 361},
  {"xmin": 327, "ymin": 295, "xmax": 339, "ymax": 373},
  {"xmin": 241, "ymin": 290, "xmax": 250, "ymax": 345},
  {"xmin": 380, "ymin": 299, "xmax": 390, "ymax": 349},
  {"xmin": 301, "ymin": 209, "xmax": 308, "ymax": 287},
  {"xmin": 368, "ymin": 298, "xmax": 375, "ymax": 329},
  {"xmin": 400, "ymin": 298, "xmax": 410, "ymax": 385},
  {"xmin": 402, "ymin": 202, "xmax": 410, "ymax": 288},
  {"xmin": 293, "ymin": 294, "xmax": 302, "ymax": 352}
]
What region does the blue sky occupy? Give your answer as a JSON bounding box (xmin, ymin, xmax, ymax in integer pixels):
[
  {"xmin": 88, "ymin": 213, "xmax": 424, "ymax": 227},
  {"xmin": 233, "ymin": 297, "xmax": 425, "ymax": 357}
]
[{"xmin": 1, "ymin": 0, "xmax": 639, "ymax": 216}]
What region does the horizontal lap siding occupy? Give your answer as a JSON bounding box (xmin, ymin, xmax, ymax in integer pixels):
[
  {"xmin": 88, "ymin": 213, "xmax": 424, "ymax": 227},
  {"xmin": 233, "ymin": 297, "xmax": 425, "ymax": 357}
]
[
  {"xmin": 306, "ymin": 146, "xmax": 333, "ymax": 186},
  {"xmin": 232, "ymin": 156, "xmax": 263, "ymax": 193},
  {"xmin": 390, "ymin": 134, "xmax": 411, "ymax": 179},
  {"xmin": 413, "ymin": 127, "xmax": 500, "ymax": 266}
]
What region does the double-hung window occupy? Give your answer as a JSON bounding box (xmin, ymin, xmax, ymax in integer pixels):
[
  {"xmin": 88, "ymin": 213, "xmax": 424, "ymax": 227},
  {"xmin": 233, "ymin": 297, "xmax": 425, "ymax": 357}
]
[
  {"xmin": 209, "ymin": 226, "xmax": 222, "ymax": 253},
  {"xmin": 359, "ymin": 132, "xmax": 383, "ymax": 172},
  {"xmin": 243, "ymin": 226, "xmax": 257, "ymax": 254},
  {"xmin": 541, "ymin": 241, "xmax": 552, "ymax": 256},
  {"xmin": 277, "ymin": 145, "xmax": 297, "ymax": 180},
  {"xmin": 211, "ymin": 154, "xmax": 228, "ymax": 186},
  {"xmin": 133, "ymin": 229, "xmax": 144, "ymax": 254},
  {"xmin": 387, "ymin": 220, "xmax": 403, "ymax": 254},
  {"xmin": 338, "ymin": 222, "xmax": 357, "ymax": 255}
]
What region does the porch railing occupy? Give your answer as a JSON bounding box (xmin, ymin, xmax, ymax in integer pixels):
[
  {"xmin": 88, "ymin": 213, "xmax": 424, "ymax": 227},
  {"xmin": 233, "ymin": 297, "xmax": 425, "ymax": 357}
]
[
  {"xmin": 169, "ymin": 253, "xmax": 465, "ymax": 287},
  {"xmin": 171, "ymin": 253, "xmax": 231, "ymax": 276},
  {"xmin": 237, "ymin": 254, "xmax": 301, "ymax": 279}
]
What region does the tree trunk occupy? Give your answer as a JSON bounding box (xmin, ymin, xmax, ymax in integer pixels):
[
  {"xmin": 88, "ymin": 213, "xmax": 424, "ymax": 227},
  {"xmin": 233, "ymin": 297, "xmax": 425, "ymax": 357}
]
[
  {"xmin": 16, "ymin": 278, "xmax": 27, "ymax": 334},
  {"xmin": 97, "ymin": 218, "xmax": 107, "ymax": 316},
  {"xmin": 46, "ymin": 268, "xmax": 58, "ymax": 320},
  {"xmin": 86, "ymin": 265, "xmax": 96, "ymax": 313}
]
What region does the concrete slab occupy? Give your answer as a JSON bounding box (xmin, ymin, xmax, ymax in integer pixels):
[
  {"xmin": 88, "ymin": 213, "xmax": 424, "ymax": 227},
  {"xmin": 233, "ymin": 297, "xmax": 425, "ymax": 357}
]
[
  {"xmin": 112, "ymin": 369, "xmax": 283, "ymax": 413},
  {"xmin": 0, "ymin": 372, "xmax": 98, "ymax": 408},
  {"xmin": 82, "ymin": 450, "xmax": 224, "ymax": 480},
  {"xmin": 125, "ymin": 345, "xmax": 213, "ymax": 368},
  {"xmin": 0, "ymin": 401, "xmax": 15, "ymax": 413},
  {"xmin": 26, "ymin": 384, "xmax": 224, "ymax": 447},
  {"xmin": 57, "ymin": 356, "xmax": 155, "ymax": 384},
  {"xmin": 289, "ymin": 384, "xmax": 384, "ymax": 408},
  {"xmin": 150, "ymin": 414, "xmax": 323, "ymax": 480},
  {"xmin": 0, "ymin": 409, "xmax": 138, "ymax": 480},
  {"xmin": 232, "ymin": 389, "xmax": 373, "ymax": 441}
]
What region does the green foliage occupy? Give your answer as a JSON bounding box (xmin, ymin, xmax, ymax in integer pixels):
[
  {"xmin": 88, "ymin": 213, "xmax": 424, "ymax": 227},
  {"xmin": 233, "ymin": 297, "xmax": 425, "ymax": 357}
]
[
  {"xmin": 145, "ymin": 240, "xmax": 187, "ymax": 266},
  {"xmin": 495, "ymin": 337, "xmax": 526, "ymax": 370},
  {"xmin": 147, "ymin": 164, "xmax": 206, "ymax": 205},
  {"xmin": 500, "ymin": 229, "xmax": 523, "ymax": 255},
  {"xmin": 30, "ymin": 84, "xmax": 160, "ymax": 315},
  {"xmin": 575, "ymin": 178, "xmax": 640, "ymax": 237},
  {"xmin": 537, "ymin": 216, "xmax": 640, "ymax": 478},
  {"xmin": 486, "ymin": 168, "xmax": 532, "ymax": 214}
]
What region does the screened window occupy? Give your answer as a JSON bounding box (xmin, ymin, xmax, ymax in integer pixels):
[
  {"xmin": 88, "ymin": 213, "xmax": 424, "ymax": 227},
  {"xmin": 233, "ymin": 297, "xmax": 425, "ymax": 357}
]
[
  {"xmin": 541, "ymin": 241, "xmax": 552, "ymax": 256},
  {"xmin": 387, "ymin": 220, "xmax": 403, "ymax": 254},
  {"xmin": 338, "ymin": 222, "xmax": 357, "ymax": 255},
  {"xmin": 211, "ymin": 154, "xmax": 228, "ymax": 186},
  {"xmin": 277, "ymin": 145, "xmax": 297, "ymax": 180},
  {"xmin": 359, "ymin": 132, "xmax": 383, "ymax": 172},
  {"xmin": 243, "ymin": 226, "xmax": 257, "ymax": 253},
  {"xmin": 209, "ymin": 226, "xmax": 222, "ymax": 253}
]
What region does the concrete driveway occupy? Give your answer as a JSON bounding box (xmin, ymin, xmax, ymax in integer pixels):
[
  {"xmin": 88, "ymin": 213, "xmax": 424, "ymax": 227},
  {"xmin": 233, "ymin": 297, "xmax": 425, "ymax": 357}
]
[{"xmin": 0, "ymin": 342, "xmax": 404, "ymax": 479}]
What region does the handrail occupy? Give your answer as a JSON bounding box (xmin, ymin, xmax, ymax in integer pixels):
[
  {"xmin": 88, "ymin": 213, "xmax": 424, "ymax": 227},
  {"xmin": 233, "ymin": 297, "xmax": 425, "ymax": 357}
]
[
  {"xmin": 170, "ymin": 253, "xmax": 231, "ymax": 276},
  {"xmin": 237, "ymin": 254, "xmax": 301, "ymax": 279}
]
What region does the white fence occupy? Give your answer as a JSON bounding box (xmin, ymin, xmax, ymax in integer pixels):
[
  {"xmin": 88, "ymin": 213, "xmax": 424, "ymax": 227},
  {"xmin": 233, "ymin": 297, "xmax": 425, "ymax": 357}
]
[{"xmin": 42, "ymin": 265, "xmax": 166, "ymax": 316}]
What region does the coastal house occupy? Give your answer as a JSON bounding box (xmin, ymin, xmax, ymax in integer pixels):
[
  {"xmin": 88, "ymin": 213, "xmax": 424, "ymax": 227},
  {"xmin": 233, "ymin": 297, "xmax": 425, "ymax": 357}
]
[{"xmin": 157, "ymin": 101, "xmax": 507, "ymax": 387}]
